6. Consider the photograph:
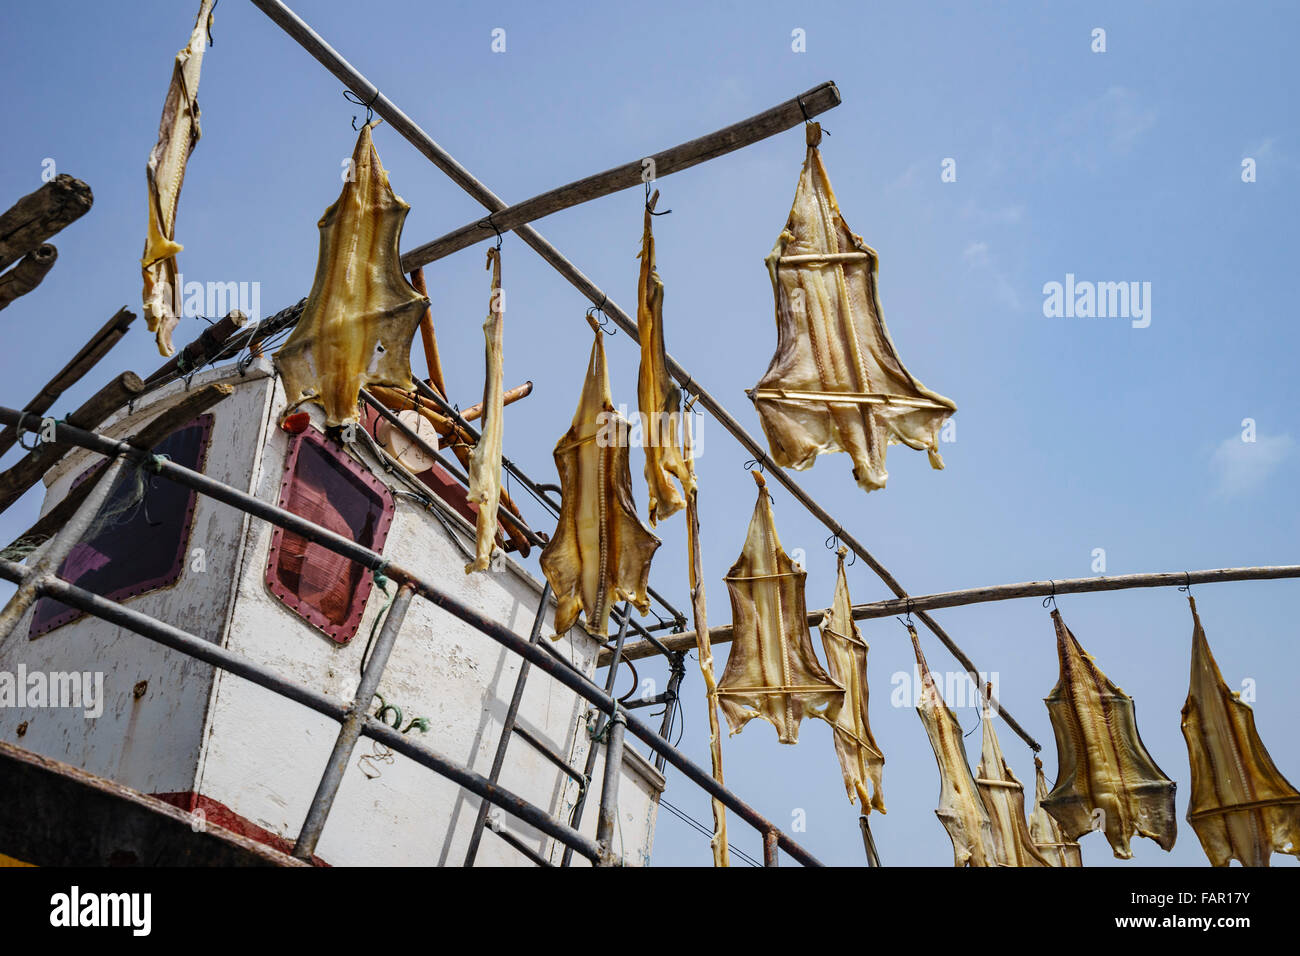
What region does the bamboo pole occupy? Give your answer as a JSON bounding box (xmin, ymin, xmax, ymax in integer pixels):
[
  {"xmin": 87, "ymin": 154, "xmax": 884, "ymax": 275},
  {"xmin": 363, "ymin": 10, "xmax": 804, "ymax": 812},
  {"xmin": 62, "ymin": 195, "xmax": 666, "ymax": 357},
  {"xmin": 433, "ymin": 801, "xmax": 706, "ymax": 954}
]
[
  {"xmin": 250, "ymin": 0, "xmax": 1030, "ymax": 746},
  {"xmin": 0, "ymin": 244, "xmax": 57, "ymax": 311},
  {"xmin": 0, "ymin": 306, "xmax": 135, "ymax": 458},
  {"xmin": 0, "ymin": 372, "xmax": 145, "ymax": 514},
  {"xmin": 0, "ymin": 175, "xmax": 93, "ymax": 272},
  {"xmin": 408, "ymin": 268, "xmax": 447, "ymax": 398},
  {"xmin": 606, "ymin": 565, "xmax": 1300, "ymax": 664},
  {"xmin": 462, "ymin": 380, "xmax": 532, "ymax": 423}
]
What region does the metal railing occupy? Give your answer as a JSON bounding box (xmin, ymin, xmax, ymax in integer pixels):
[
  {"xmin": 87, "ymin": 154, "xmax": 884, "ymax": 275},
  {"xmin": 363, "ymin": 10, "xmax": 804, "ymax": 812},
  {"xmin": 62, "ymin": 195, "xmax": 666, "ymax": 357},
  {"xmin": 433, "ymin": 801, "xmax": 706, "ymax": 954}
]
[{"xmin": 0, "ymin": 406, "xmax": 821, "ymax": 867}]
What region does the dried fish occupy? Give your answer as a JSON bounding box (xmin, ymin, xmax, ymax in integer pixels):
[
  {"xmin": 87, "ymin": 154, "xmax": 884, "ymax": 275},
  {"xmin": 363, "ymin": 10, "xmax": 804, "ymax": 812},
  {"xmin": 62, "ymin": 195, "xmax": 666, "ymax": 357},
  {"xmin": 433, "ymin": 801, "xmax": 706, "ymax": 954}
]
[
  {"xmin": 1041, "ymin": 609, "xmax": 1177, "ymax": 859},
  {"xmin": 539, "ymin": 316, "xmax": 660, "ymax": 636},
  {"xmin": 910, "ymin": 625, "xmax": 997, "ymax": 867},
  {"xmin": 750, "ymin": 123, "xmax": 956, "ymax": 493},
  {"xmin": 636, "ymin": 193, "xmax": 694, "ymax": 524},
  {"xmin": 275, "ymin": 124, "xmax": 429, "ymax": 429},
  {"xmin": 818, "ymin": 548, "xmax": 885, "ymax": 811},
  {"xmin": 141, "ymin": 0, "xmax": 217, "ymax": 357},
  {"xmin": 1181, "ymin": 595, "xmax": 1300, "ymax": 867},
  {"xmin": 717, "ymin": 472, "xmax": 843, "ymax": 744},
  {"xmin": 976, "ymin": 703, "xmax": 1051, "ymax": 866},
  {"xmin": 465, "ymin": 247, "xmax": 505, "ymax": 573},
  {"xmin": 1029, "ymin": 757, "xmax": 1083, "ymax": 867}
]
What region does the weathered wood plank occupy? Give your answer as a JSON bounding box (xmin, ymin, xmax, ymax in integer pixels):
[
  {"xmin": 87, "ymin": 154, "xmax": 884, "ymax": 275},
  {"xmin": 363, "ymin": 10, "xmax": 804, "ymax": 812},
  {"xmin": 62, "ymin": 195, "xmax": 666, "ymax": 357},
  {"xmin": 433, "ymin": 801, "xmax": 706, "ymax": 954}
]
[
  {"xmin": 0, "ymin": 244, "xmax": 57, "ymax": 311},
  {"xmin": 0, "ymin": 175, "xmax": 93, "ymax": 272}
]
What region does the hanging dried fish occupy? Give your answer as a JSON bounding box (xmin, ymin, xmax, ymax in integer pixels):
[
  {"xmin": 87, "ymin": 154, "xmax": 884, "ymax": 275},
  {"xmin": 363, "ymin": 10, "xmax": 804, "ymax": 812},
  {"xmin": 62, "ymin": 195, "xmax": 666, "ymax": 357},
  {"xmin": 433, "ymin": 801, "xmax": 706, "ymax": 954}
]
[
  {"xmin": 975, "ymin": 700, "xmax": 1051, "ymax": 867},
  {"xmin": 141, "ymin": 0, "xmax": 217, "ymax": 357},
  {"xmin": 465, "ymin": 247, "xmax": 506, "ymax": 573},
  {"xmin": 275, "ymin": 123, "xmax": 429, "ymax": 429},
  {"xmin": 717, "ymin": 472, "xmax": 843, "ymax": 744},
  {"xmin": 1029, "ymin": 757, "xmax": 1083, "ymax": 867},
  {"xmin": 749, "ymin": 122, "xmax": 956, "ymax": 493},
  {"xmin": 1181, "ymin": 595, "xmax": 1300, "ymax": 867},
  {"xmin": 910, "ymin": 625, "xmax": 997, "ymax": 867},
  {"xmin": 818, "ymin": 547, "xmax": 885, "ymax": 811},
  {"xmin": 1041, "ymin": 609, "xmax": 1177, "ymax": 859},
  {"xmin": 636, "ymin": 192, "xmax": 694, "ymax": 525},
  {"xmin": 539, "ymin": 316, "xmax": 660, "ymax": 636}
]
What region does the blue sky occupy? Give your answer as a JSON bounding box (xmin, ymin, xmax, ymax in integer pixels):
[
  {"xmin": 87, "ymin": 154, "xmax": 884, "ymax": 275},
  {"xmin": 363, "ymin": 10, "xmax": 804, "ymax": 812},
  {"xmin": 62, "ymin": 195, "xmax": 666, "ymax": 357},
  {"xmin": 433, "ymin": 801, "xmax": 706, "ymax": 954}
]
[{"xmin": 1, "ymin": 0, "xmax": 1298, "ymax": 866}]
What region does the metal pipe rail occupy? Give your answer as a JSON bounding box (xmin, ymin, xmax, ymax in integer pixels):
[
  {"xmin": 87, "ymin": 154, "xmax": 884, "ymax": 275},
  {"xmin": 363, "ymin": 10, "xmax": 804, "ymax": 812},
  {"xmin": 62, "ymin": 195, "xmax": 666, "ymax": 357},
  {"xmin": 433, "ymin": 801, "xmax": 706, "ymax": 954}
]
[{"xmin": 0, "ymin": 407, "xmax": 822, "ymax": 866}]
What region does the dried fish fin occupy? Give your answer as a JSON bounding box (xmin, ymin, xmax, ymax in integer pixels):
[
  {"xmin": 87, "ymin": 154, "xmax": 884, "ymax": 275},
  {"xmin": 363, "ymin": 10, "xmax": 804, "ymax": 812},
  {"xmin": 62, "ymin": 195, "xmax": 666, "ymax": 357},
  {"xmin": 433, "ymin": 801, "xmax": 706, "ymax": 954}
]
[
  {"xmin": 1041, "ymin": 610, "xmax": 1177, "ymax": 859},
  {"xmin": 976, "ymin": 706, "xmax": 1051, "ymax": 866},
  {"xmin": 717, "ymin": 472, "xmax": 843, "ymax": 744},
  {"xmin": 636, "ymin": 196, "xmax": 694, "ymax": 525},
  {"xmin": 465, "ymin": 247, "xmax": 506, "ymax": 573},
  {"xmin": 1181, "ymin": 596, "xmax": 1300, "ymax": 867},
  {"xmin": 753, "ymin": 122, "xmax": 955, "ymax": 492},
  {"xmin": 141, "ymin": 0, "xmax": 217, "ymax": 357},
  {"xmin": 910, "ymin": 626, "xmax": 997, "ymax": 866},
  {"xmin": 540, "ymin": 317, "xmax": 660, "ymax": 637},
  {"xmin": 274, "ymin": 124, "xmax": 429, "ymax": 428},
  {"xmin": 1030, "ymin": 757, "xmax": 1083, "ymax": 867},
  {"xmin": 819, "ymin": 548, "xmax": 885, "ymax": 812}
]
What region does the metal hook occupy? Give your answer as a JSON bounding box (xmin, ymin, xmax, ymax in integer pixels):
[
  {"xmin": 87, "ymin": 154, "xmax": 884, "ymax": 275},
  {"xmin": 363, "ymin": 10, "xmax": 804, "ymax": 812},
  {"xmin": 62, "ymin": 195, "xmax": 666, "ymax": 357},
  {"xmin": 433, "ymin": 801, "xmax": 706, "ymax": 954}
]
[
  {"xmin": 479, "ymin": 213, "xmax": 504, "ymax": 250},
  {"xmin": 645, "ymin": 181, "xmax": 671, "ymax": 216},
  {"xmin": 344, "ymin": 88, "xmax": 380, "ymax": 129},
  {"xmin": 796, "ymin": 94, "xmax": 830, "ymax": 135},
  {"xmin": 743, "ymin": 456, "xmax": 765, "ymax": 473},
  {"xmin": 586, "ymin": 306, "xmax": 615, "ymax": 335},
  {"xmin": 1042, "ymin": 580, "xmax": 1058, "ymax": 611},
  {"xmin": 896, "ymin": 598, "xmax": 914, "ymax": 630},
  {"xmin": 1178, "ymin": 571, "xmax": 1193, "ymax": 594}
]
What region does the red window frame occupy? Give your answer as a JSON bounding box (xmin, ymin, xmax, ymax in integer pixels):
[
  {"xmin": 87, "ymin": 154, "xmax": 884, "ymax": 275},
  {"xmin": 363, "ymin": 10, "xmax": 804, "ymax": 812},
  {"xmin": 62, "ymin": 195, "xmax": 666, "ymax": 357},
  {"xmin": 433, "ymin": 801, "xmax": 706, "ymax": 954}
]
[
  {"xmin": 265, "ymin": 427, "xmax": 395, "ymax": 644},
  {"xmin": 28, "ymin": 415, "xmax": 214, "ymax": 639}
]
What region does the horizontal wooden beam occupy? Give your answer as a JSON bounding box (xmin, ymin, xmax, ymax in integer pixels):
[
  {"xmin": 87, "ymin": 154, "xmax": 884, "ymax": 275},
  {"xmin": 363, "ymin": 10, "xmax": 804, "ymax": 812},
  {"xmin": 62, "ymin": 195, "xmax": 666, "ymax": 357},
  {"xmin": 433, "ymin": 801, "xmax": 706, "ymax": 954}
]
[
  {"xmin": 0, "ymin": 175, "xmax": 93, "ymax": 273},
  {"xmin": 0, "ymin": 306, "xmax": 135, "ymax": 459},
  {"xmin": 603, "ymin": 565, "xmax": 1300, "ymax": 665},
  {"xmin": 0, "ymin": 243, "xmax": 57, "ymax": 312},
  {"xmin": 398, "ymin": 81, "xmax": 841, "ymax": 271}
]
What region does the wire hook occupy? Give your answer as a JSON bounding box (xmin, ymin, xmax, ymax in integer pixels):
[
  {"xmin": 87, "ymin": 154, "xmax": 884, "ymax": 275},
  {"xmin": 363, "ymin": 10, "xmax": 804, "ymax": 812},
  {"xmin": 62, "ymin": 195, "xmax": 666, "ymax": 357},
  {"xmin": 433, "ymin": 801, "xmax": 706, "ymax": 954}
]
[
  {"xmin": 1042, "ymin": 580, "xmax": 1058, "ymax": 611},
  {"xmin": 896, "ymin": 597, "xmax": 914, "ymax": 630},
  {"xmin": 1178, "ymin": 571, "xmax": 1193, "ymax": 594},
  {"xmin": 344, "ymin": 88, "xmax": 380, "ymax": 129},
  {"xmin": 479, "ymin": 213, "xmax": 504, "ymax": 250},
  {"xmin": 743, "ymin": 456, "xmax": 765, "ymax": 473},
  {"xmin": 645, "ymin": 181, "xmax": 671, "ymax": 216},
  {"xmin": 796, "ymin": 94, "xmax": 830, "ymax": 135}
]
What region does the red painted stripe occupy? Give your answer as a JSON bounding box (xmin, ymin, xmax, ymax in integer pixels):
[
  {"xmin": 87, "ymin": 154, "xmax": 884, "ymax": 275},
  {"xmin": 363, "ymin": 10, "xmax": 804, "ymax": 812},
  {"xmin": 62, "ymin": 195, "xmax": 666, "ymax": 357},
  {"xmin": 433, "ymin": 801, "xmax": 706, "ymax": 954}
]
[{"xmin": 152, "ymin": 791, "xmax": 329, "ymax": 867}]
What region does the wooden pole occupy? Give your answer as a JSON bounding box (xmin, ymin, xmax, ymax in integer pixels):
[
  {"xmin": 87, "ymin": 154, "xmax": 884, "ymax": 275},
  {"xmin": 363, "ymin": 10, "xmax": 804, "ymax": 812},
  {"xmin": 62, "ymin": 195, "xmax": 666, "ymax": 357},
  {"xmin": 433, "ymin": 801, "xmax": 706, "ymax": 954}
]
[
  {"xmin": 0, "ymin": 244, "xmax": 58, "ymax": 312},
  {"xmin": 461, "ymin": 380, "xmax": 532, "ymax": 423},
  {"xmin": 398, "ymin": 85, "xmax": 842, "ymax": 271},
  {"xmin": 0, "ymin": 371, "xmax": 145, "ymax": 515},
  {"xmin": 142, "ymin": 310, "xmax": 248, "ymax": 387},
  {"xmin": 606, "ymin": 564, "xmax": 1300, "ymax": 664},
  {"xmin": 408, "ymin": 268, "xmax": 447, "ymax": 398},
  {"xmin": 250, "ymin": 0, "xmax": 1035, "ymax": 746},
  {"xmin": 0, "ymin": 307, "xmax": 135, "ymax": 458},
  {"xmin": 0, "ymin": 175, "xmax": 93, "ymax": 273}
]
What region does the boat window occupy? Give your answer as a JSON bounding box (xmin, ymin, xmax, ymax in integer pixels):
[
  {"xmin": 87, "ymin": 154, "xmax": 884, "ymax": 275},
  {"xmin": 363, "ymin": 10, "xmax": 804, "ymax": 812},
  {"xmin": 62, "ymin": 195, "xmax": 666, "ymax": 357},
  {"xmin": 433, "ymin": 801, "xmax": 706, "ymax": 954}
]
[
  {"xmin": 29, "ymin": 416, "xmax": 215, "ymax": 638},
  {"xmin": 266, "ymin": 428, "xmax": 394, "ymax": 644}
]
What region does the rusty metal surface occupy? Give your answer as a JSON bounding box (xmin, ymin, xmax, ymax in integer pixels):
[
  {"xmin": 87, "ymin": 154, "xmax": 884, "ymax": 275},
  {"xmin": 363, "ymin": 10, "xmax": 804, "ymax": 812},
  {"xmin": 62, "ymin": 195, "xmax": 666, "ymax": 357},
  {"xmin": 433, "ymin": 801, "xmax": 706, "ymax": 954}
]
[{"xmin": 0, "ymin": 739, "xmax": 305, "ymax": 867}]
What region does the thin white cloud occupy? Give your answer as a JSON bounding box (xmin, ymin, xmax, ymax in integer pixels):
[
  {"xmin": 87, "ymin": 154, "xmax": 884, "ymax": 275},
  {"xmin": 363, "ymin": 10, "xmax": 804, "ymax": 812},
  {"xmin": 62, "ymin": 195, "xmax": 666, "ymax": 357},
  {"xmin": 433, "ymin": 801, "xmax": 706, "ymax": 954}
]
[
  {"xmin": 1210, "ymin": 432, "xmax": 1295, "ymax": 498},
  {"xmin": 1056, "ymin": 86, "xmax": 1157, "ymax": 167},
  {"xmin": 961, "ymin": 240, "xmax": 1020, "ymax": 310}
]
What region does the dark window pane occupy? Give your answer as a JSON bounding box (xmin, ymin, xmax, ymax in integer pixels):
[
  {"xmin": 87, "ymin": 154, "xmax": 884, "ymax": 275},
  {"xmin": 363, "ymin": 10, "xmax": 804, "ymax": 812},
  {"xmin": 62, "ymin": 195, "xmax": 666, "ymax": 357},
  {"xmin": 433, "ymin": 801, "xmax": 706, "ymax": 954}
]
[
  {"xmin": 266, "ymin": 430, "xmax": 394, "ymax": 643},
  {"xmin": 29, "ymin": 416, "xmax": 214, "ymax": 638}
]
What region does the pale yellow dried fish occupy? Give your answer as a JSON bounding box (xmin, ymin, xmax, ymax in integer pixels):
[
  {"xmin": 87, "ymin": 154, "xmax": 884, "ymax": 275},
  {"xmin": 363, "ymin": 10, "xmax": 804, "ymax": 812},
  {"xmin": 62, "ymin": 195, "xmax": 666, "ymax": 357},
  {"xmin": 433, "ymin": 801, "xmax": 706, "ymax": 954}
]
[
  {"xmin": 910, "ymin": 625, "xmax": 997, "ymax": 867},
  {"xmin": 141, "ymin": 0, "xmax": 217, "ymax": 357},
  {"xmin": 818, "ymin": 548, "xmax": 885, "ymax": 811},
  {"xmin": 1181, "ymin": 595, "xmax": 1300, "ymax": 867},
  {"xmin": 1029, "ymin": 757, "xmax": 1083, "ymax": 867},
  {"xmin": 465, "ymin": 247, "xmax": 506, "ymax": 574},
  {"xmin": 1041, "ymin": 609, "xmax": 1177, "ymax": 859},
  {"xmin": 539, "ymin": 316, "xmax": 660, "ymax": 637},
  {"xmin": 636, "ymin": 195, "xmax": 694, "ymax": 525},
  {"xmin": 274, "ymin": 123, "xmax": 429, "ymax": 429},
  {"xmin": 751, "ymin": 122, "xmax": 956, "ymax": 492},
  {"xmin": 717, "ymin": 471, "xmax": 843, "ymax": 744},
  {"xmin": 976, "ymin": 704, "xmax": 1050, "ymax": 866}
]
